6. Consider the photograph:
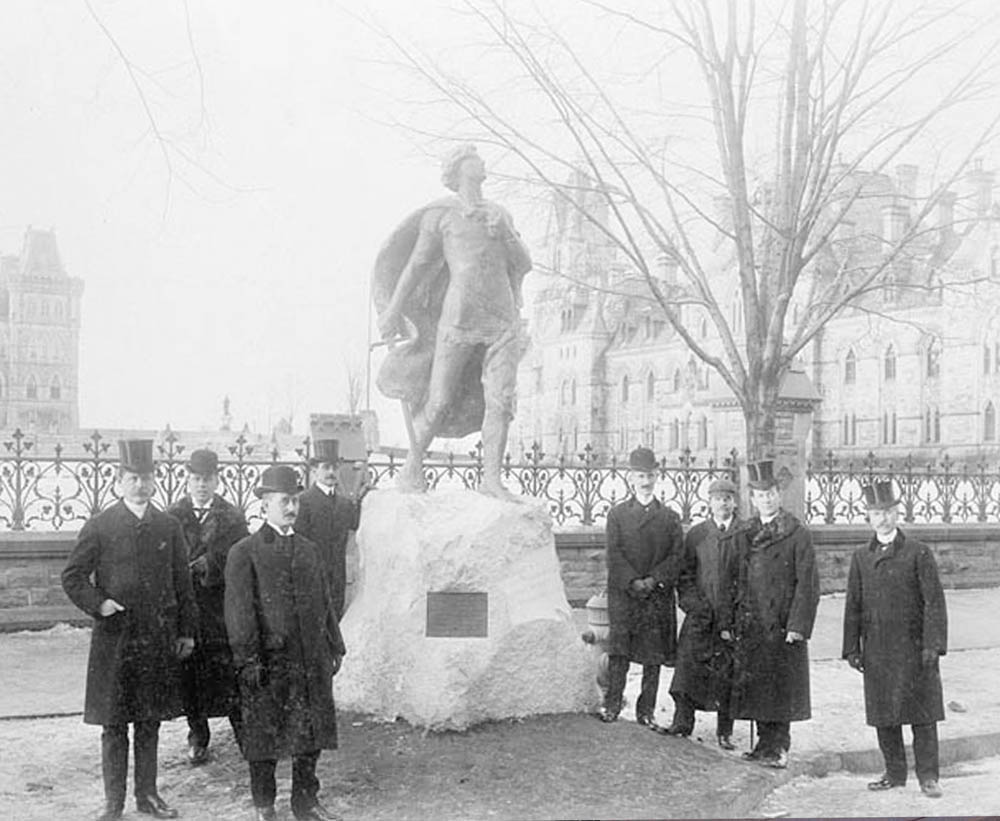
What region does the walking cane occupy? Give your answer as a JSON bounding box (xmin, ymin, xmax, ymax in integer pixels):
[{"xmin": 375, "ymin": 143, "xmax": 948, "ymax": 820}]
[{"xmin": 749, "ymin": 719, "xmax": 755, "ymax": 753}]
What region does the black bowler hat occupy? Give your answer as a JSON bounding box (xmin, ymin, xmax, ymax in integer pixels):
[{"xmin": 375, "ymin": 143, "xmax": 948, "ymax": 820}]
[
  {"xmin": 628, "ymin": 446, "xmax": 658, "ymax": 472},
  {"xmin": 186, "ymin": 448, "xmax": 219, "ymax": 476},
  {"xmin": 746, "ymin": 460, "xmax": 778, "ymax": 490},
  {"xmin": 310, "ymin": 439, "xmax": 340, "ymax": 466},
  {"xmin": 253, "ymin": 465, "xmax": 302, "ymax": 498},
  {"xmin": 118, "ymin": 439, "xmax": 155, "ymax": 474},
  {"xmin": 862, "ymin": 480, "xmax": 899, "ymax": 510}
]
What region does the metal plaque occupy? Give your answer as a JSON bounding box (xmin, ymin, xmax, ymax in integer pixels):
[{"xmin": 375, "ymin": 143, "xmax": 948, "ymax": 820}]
[{"xmin": 426, "ymin": 591, "xmax": 489, "ymax": 638}]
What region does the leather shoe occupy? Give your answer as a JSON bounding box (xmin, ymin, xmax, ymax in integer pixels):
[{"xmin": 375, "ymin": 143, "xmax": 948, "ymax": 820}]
[
  {"xmin": 760, "ymin": 750, "xmax": 789, "ymax": 769},
  {"xmin": 136, "ymin": 793, "xmax": 179, "ymax": 819},
  {"xmin": 294, "ymin": 802, "xmax": 342, "ymax": 821},
  {"xmin": 920, "ymin": 779, "xmax": 943, "ymax": 798},
  {"xmin": 867, "ymin": 774, "xmax": 905, "ymax": 791},
  {"xmin": 187, "ymin": 743, "xmax": 209, "ymax": 765},
  {"xmin": 657, "ymin": 723, "xmax": 692, "ymax": 737},
  {"xmin": 94, "ymin": 804, "xmax": 124, "ymax": 821},
  {"xmin": 635, "ymin": 714, "xmax": 662, "ymax": 731},
  {"xmin": 254, "ymin": 807, "xmax": 277, "ymax": 821},
  {"xmin": 598, "ymin": 708, "xmax": 619, "ymax": 723},
  {"xmin": 717, "ymin": 734, "xmax": 735, "ymax": 750}
]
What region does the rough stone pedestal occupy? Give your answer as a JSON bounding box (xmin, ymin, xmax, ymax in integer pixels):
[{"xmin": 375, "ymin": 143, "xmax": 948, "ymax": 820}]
[{"xmin": 335, "ymin": 488, "xmax": 599, "ymax": 730}]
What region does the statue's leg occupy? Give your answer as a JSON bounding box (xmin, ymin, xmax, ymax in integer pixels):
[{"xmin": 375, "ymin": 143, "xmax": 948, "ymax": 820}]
[{"xmin": 478, "ymin": 330, "xmax": 522, "ymax": 499}]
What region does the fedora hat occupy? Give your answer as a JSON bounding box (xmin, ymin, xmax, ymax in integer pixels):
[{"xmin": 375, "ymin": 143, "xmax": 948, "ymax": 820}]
[
  {"xmin": 253, "ymin": 465, "xmax": 302, "ymax": 498},
  {"xmin": 862, "ymin": 480, "xmax": 900, "ymax": 510},
  {"xmin": 118, "ymin": 439, "xmax": 155, "ymax": 474},
  {"xmin": 310, "ymin": 439, "xmax": 340, "ymax": 466},
  {"xmin": 746, "ymin": 460, "xmax": 778, "ymax": 490},
  {"xmin": 707, "ymin": 476, "xmax": 738, "ymax": 496},
  {"xmin": 628, "ymin": 446, "xmax": 658, "ymax": 472},
  {"xmin": 186, "ymin": 448, "xmax": 219, "ymax": 476}
]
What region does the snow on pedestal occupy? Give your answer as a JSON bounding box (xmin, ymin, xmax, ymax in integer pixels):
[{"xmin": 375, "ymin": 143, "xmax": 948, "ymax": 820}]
[{"xmin": 335, "ymin": 488, "xmax": 600, "ymax": 730}]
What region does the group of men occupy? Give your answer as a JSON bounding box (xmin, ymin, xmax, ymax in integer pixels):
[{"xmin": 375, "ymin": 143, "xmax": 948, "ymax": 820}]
[
  {"xmin": 602, "ymin": 446, "xmax": 949, "ymax": 799},
  {"xmin": 62, "ymin": 438, "xmax": 365, "ymax": 821}
]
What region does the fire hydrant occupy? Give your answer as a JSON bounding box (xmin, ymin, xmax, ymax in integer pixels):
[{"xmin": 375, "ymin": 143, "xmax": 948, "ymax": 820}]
[{"xmin": 581, "ymin": 589, "xmax": 610, "ymax": 696}]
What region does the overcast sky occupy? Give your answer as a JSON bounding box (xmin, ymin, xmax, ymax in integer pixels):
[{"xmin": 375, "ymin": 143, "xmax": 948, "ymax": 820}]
[{"xmin": 1, "ymin": 1, "xmax": 996, "ymax": 447}]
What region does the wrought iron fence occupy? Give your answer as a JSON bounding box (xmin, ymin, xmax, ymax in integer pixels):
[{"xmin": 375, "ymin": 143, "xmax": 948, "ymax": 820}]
[
  {"xmin": 0, "ymin": 429, "xmax": 737, "ymax": 532},
  {"xmin": 805, "ymin": 450, "xmax": 1000, "ymax": 524}
]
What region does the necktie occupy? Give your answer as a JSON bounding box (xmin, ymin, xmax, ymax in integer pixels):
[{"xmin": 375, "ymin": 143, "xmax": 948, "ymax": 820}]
[{"xmin": 194, "ymin": 507, "xmax": 209, "ymax": 522}]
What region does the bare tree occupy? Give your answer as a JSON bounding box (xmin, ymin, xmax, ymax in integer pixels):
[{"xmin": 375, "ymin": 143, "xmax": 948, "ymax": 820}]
[
  {"xmin": 372, "ymin": 0, "xmax": 1000, "ymax": 459},
  {"xmin": 344, "ymin": 357, "xmax": 364, "ymax": 416}
]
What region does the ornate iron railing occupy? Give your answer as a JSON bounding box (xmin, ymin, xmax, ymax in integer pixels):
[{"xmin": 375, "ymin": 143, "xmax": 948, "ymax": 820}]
[
  {"xmin": 0, "ymin": 429, "xmax": 737, "ymax": 531},
  {"xmin": 805, "ymin": 450, "xmax": 1000, "ymax": 524}
]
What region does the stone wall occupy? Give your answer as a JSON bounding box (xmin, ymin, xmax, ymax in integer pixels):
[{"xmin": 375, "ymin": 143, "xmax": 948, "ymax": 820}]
[{"xmin": 2, "ymin": 525, "xmax": 999, "ymax": 617}]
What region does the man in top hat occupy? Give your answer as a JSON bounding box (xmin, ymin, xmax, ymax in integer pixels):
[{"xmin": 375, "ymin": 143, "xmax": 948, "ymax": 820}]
[
  {"xmin": 296, "ymin": 438, "xmax": 369, "ymax": 620},
  {"xmin": 225, "ymin": 465, "xmax": 346, "ymax": 821},
  {"xmin": 663, "ymin": 476, "xmax": 741, "ymax": 748},
  {"xmin": 167, "ymin": 448, "xmax": 249, "ymax": 764},
  {"xmin": 843, "ymin": 480, "xmax": 948, "ymax": 798},
  {"xmin": 599, "ymin": 446, "xmax": 684, "ymax": 728},
  {"xmin": 718, "ymin": 459, "xmax": 819, "ymax": 769},
  {"xmin": 62, "ymin": 439, "xmax": 197, "ymax": 820}
]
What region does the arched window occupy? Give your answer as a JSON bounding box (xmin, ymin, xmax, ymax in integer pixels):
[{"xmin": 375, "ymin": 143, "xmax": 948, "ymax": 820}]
[
  {"xmin": 559, "ymin": 380, "xmax": 568, "ymax": 406},
  {"xmin": 882, "ymin": 410, "xmax": 897, "ymax": 444},
  {"xmin": 26, "ymin": 375, "xmax": 37, "ymax": 400},
  {"xmin": 985, "ymin": 402, "xmax": 997, "ymax": 442},
  {"xmin": 697, "ymin": 415, "xmax": 708, "ymax": 449},
  {"xmin": 646, "ymin": 371, "xmax": 655, "ymax": 402},
  {"xmin": 844, "ymin": 349, "xmax": 857, "ymax": 384},
  {"xmin": 50, "ymin": 375, "xmax": 61, "ymax": 400},
  {"xmin": 926, "ymin": 338, "xmax": 941, "ymax": 379},
  {"xmin": 669, "ymin": 418, "xmax": 680, "ymax": 450},
  {"xmin": 621, "ymin": 374, "xmax": 629, "ymax": 403},
  {"xmin": 570, "ymin": 379, "xmax": 577, "ymax": 406},
  {"xmin": 672, "ymin": 368, "xmax": 682, "ymax": 393},
  {"xmin": 934, "ymin": 409, "xmax": 941, "ymax": 443},
  {"xmin": 851, "ymin": 413, "xmax": 858, "ymax": 444},
  {"xmin": 884, "ymin": 345, "xmax": 897, "ymax": 381}
]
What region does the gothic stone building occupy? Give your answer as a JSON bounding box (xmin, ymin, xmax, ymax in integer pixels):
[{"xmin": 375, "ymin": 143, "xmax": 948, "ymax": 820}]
[
  {"xmin": 0, "ymin": 228, "xmax": 83, "ymax": 433},
  {"xmin": 511, "ymin": 162, "xmax": 999, "ymax": 466}
]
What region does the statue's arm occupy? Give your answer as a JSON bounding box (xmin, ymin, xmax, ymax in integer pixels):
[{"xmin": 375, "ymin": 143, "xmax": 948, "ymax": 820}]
[
  {"xmin": 378, "ymin": 208, "xmax": 443, "ymax": 336},
  {"xmin": 499, "ymin": 207, "xmax": 531, "ymax": 308}
]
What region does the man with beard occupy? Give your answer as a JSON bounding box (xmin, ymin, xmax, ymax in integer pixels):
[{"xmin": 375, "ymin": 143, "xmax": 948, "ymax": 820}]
[
  {"xmin": 599, "ymin": 446, "xmax": 683, "ymax": 729},
  {"xmin": 662, "ymin": 477, "xmax": 740, "ymax": 749},
  {"xmin": 225, "ymin": 466, "xmax": 346, "ymax": 821},
  {"xmin": 63, "ymin": 439, "xmax": 196, "ymax": 820},
  {"xmin": 720, "ymin": 460, "xmax": 819, "ymax": 769},
  {"xmin": 842, "ymin": 479, "xmax": 947, "ymax": 798},
  {"xmin": 168, "ymin": 448, "xmax": 249, "ymax": 764}
]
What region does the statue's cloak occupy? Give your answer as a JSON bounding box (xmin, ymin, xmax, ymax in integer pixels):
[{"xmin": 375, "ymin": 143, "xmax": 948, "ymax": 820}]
[{"xmin": 371, "ymin": 198, "xmax": 485, "ymax": 439}]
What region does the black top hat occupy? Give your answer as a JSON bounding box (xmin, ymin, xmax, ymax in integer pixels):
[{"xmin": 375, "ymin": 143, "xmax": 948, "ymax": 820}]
[
  {"xmin": 186, "ymin": 448, "xmax": 219, "ymax": 476},
  {"xmin": 746, "ymin": 460, "xmax": 778, "ymax": 490},
  {"xmin": 862, "ymin": 480, "xmax": 899, "ymax": 510},
  {"xmin": 118, "ymin": 439, "xmax": 155, "ymax": 474},
  {"xmin": 628, "ymin": 446, "xmax": 658, "ymax": 472},
  {"xmin": 310, "ymin": 439, "xmax": 340, "ymax": 465},
  {"xmin": 254, "ymin": 465, "xmax": 302, "ymax": 498}
]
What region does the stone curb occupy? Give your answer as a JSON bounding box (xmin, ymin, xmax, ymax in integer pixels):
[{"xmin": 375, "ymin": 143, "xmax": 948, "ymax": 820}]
[{"xmin": 0, "ymin": 606, "xmax": 87, "ymax": 632}]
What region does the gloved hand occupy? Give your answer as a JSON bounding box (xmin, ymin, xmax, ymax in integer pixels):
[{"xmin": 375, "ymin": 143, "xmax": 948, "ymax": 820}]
[
  {"xmin": 240, "ymin": 660, "xmax": 267, "ymax": 689},
  {"xmin": 846, "ymin": 653, "xmax": 864, "ymax": 672},
  {"xmin": 921, "ymin": 648, "xmax": 940, "ymax": 666},
  {"xmin": 785, "ymin": 630, "xmax": 804, "ymax": 644},
  {"xmin": 175, "ymin": 637, "xmax": 195, "ymax": 661}
]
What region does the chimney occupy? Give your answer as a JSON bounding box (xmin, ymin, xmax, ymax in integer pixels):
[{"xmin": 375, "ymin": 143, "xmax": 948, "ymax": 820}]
[
  {"xmin": 896, "ymin": 164, "xmax": 918, "ymax": 200},
  {"xmin": 656, "ymin": 252, "xmax": 678, "ymax": 287},
  {"xmin": 965, "ymin": 157, "xmax": 995, "ymax": 217},
  {"xmin": 881, "ymin": 200, "xmax": 909, "ymax": 244}
]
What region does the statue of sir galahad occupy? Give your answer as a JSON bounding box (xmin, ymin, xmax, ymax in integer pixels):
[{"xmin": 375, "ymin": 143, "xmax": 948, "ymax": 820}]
[{"xmin": 371, "ymin": 144, "xmax": 532, "ymax": 495}]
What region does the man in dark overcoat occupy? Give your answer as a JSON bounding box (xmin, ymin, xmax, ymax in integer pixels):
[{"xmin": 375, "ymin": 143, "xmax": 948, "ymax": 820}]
[
  {"xmin": 225, "ymin": 465, "xmax": 346, "ymax": 821},
  {"xmin": 719, "ymin": 460, "xmax": 819, "ymax": 769},
  {"xmin": 62, "ymin": 439, "xmax": 197, "ymax": 821},
  {"xmin": 168, "ymin": 448, "xmax": 249, "ymax": 764},
  {"xmin": 600, "ymin": 446, "xmax": 684, "ymax": 728},
  {"xmin": 842, "ymin": 479, "xmax": 948, "ymax": 799},
  {"xmin": 663, "ymin": 477, "xmax": 741, "ymax": 749},
  {"xmin": 295, "ymin": 438, "xmax": 366, "ymax": 620}
]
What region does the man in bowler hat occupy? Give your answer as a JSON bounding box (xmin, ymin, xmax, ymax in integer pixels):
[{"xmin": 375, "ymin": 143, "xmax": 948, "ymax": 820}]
[
  {"xmin": 843, "ymin": 479, "xmax": 948, "ymax": 798},
  {"xmin": 168, "ymin": 448, "xmax": 249, "ymax": 764},
  {"xmin": 600, "ymin": 446, "xmax": 684, "ymax": 728},
  {"xmin": 62, "ymin": 439, "xmax": 197, "ymax": 820},
  {"xmin": 225, "ymin": 466, "xmax": 346, "ymax": 821},
  {"xmin": 663, "ymin": 476, "xmax": 741, "ymax": 748},
  {"xmin": 296, "ymin": 439, "xmax": 368, "ymax": 620},
  {"xmin": 719, "ymin": 460, "xmax": 819, "ymax": 768}
]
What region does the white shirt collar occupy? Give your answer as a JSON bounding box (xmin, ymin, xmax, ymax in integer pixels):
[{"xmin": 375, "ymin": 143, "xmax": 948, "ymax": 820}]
[
  {"xmin": 759, "ymin": 512, "xmax": 778, "ymax": 525},
  {"xmin": 123, "ymin": 499, "xmax": 149, "ymax": 519},
  {"xmin": 714, "ymin": 516, "xmax": 734, "ymax": 530},
  {"xmin": 877, "ymin": 528, "xmax": 899, "ymax": 546},
  {"xmin": 267, "ymin": 522, "xmax": 294, "ymax": 537}
]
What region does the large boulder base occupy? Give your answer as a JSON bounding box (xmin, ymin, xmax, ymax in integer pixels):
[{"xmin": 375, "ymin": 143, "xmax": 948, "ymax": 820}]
[{"xmin": 336, "ymin": 488, "xmax": 599, "ymax": 730}]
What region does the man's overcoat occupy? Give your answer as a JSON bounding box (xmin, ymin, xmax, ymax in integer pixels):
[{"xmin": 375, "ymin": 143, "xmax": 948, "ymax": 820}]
[
  {"xmin": 842, "ymin": 529, "xmax": 947, "ymax": 727},
  {"xmin": 225, "ymin": 525, "xmax": 347, "ymax": 761},
  {"xmin": 670, "ymin": 518, "xmax": 739, "ymax": 710},
  {"xmin": 720, "ymin": 510, "xmax": 820, "ymax": 722},
  {"xmin": 605, "ymin": 496, "xmax": 683, "ymax": 665},
  {"xmin": 168, "ymin": 494, "xmax": 249, "ymax": 718},
  {"xmin": 295, "ymin": 485, "xmax": 359, "ymax": 620},
  {"xmin": 62, "ymin": 501, "xmax": 197, "ymax": 725}
]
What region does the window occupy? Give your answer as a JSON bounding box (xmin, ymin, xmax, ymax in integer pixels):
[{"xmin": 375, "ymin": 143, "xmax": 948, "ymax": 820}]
[
  {"xmin": 925, "ymin": 407, "xmax": 942, "ymax": 443},
  {"xmin": 669, "ymin": 418, "xmax": 680, "ymax": 450},
  {"xmin": 26, "ymin": 375, "xmax": 37, "ymax": 400},
  {"xmin": 672, "ymin": 368, "xmax": 682, "ymax": 393},
  {"xmin": 50, "ymin": 376, "xmax": 61, "ymax": 400},
  {"xmin": 621, "ymin": 374, "xmax": 629, "ymax": 403},
  {"xmin": 884, "ymin": 345, "xmax": 897, "ymax": 381},
  {"xmin": 882, "ymin": 410, "xmax": 898, "ymax": 445},
  {"xmin": 646, "ymin": 371, "xmax": 655, "ymax": 402},
  {"xmin": 570, "ymin": 379, "xmax": 577, "ymax": 406},
  {"xmin": 844, "ymin": 349, "xmax": 857, "ymax": 384},
  {"xmin": 697, "ymin": 415, "xmax": 708, "ymax": 449},
  {"xmin": 986, "ymin": 402, "xmax": 997, "ymax": 442},
  {"xmin": 926, "ymin": 338, "xmax": 941, "ymax": 379},
  {"xmin": 559, "ymin": 380, "xmax": 568, "ymax": 406}
]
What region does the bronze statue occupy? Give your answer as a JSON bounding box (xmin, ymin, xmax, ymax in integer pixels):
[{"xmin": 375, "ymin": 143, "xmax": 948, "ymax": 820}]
[{"xmin": 372, "ymin": 144, "xmax": 532, "ymax": 495}]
